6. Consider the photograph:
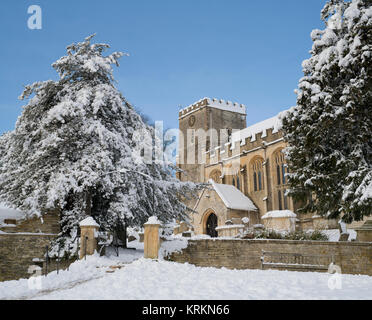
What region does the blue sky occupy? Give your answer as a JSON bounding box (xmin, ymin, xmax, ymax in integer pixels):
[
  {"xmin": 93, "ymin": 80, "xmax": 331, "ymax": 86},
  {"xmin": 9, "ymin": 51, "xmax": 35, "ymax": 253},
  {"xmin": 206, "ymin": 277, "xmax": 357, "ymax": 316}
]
[{"xmin": 0, "ymin": 0, "xmax": 326, "ymax": 135}]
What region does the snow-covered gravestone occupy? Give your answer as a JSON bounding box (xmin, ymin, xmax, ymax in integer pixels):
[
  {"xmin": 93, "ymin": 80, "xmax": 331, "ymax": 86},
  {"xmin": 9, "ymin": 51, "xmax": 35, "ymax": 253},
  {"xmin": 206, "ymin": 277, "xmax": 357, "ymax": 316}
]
[
  {"xmin": 144, "ymin": 216, "xmax": 161, "ymax": 259},
  {"xmin": 338, "ymin": 220, "xmax": 349, "ymax": 242},
  {"xmin": 79, "ymin": 217, "xmax": 100, "ymax": 259}
]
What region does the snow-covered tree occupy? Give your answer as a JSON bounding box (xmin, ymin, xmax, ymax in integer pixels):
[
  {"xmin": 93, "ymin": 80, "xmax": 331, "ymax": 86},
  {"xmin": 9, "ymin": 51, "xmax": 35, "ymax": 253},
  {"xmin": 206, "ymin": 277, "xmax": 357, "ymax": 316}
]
[
  {"xmin": 0, "ymin": 132, "xmax": 11, "ymax": 175},
  {"xmin": 0, "ymin": 35, "xmax": 197, "ymax": 248},
  {"xmin": 282, "ymin": 0, "xmax": 372, "ymax": 222}
]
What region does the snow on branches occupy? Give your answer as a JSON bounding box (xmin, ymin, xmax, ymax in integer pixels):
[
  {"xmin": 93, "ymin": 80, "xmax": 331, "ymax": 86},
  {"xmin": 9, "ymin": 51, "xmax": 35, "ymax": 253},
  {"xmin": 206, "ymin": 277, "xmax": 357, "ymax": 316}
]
[
  {"xmin": 0, "ymin": 35, "xmax": 198, "ymax": 248},
  {"xmin": 282, "ymin": 0, "xmax": 372, "ymax": 222}
]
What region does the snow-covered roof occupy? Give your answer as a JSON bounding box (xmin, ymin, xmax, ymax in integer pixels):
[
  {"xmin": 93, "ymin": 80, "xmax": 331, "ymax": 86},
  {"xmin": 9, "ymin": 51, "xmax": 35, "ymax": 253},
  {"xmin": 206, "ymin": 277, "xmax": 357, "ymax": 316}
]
[
  {"xmin": 0, "ymin": 203, "xmax": 26, "ymax": 225},
  {"xmin": 261, "ymin": 210, "xmax": 297, "ymax": 219},
  {"xmin": 231, "ymin": 110, "xmax": 288, "ymax": 144},
  {"xmin": 209, "ymin": 179, "xmax": 257, "ymax": 211},
  {"xmin": 179, "ymin": 97, "xmax": 246, "ymax": 117},
  {"xmin": 79, "ymin": 217, "xmax": 100, "ymax": 227}
]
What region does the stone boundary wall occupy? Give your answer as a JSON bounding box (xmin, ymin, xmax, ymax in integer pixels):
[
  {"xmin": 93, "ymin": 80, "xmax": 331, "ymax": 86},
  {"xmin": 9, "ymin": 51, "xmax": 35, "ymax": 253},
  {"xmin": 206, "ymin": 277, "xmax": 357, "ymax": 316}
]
[
  {"xmin": 166, "ymin": 239, "xmax": 372, "ymax": 276},
  {"xmin": 0, "ymin": 209, "xmax": 60, "ymax": 234},
  {"xmin": 0, "ymin": 233, "xmax": 74, "ymax": 282}
]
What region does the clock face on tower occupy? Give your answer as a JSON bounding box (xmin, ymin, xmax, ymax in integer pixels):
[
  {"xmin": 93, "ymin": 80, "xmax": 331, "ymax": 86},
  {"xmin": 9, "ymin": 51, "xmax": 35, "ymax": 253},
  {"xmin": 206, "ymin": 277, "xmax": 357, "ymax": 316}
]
[{"xmin": 188, "ymin": 115, "xmax": 196, "ymax": 127}]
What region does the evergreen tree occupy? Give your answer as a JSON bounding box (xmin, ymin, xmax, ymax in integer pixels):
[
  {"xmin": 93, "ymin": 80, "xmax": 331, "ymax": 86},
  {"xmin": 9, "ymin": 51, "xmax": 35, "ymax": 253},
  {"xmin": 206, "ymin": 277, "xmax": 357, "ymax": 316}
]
[
  {"xmin": 282, "ymin": 0, "xmax": 372, "ymax": 222},
  {"xmin": 0, "ymin": 35, "xmax": 197, "ymax": 249}
]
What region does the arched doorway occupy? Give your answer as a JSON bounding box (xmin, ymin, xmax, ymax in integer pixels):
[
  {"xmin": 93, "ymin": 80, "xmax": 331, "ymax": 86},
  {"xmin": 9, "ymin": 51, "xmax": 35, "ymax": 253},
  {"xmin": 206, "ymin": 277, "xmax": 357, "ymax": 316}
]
[{"xmin": 206, "ymin": 213, "xmax": 218, "ymax": 238}]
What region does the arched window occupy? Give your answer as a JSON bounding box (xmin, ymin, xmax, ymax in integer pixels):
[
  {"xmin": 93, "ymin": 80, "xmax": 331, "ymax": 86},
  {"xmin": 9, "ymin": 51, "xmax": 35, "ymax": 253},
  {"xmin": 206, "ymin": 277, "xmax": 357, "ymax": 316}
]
[
  {"xmin": 273, "ymin": 149, "xmax": 289, "ymax": 210},
  {"xmin": 251, "ymin": 158, "xmax": 264, "ymax": 192},
  {"xmin": 274, "ymin": 150, "xmax": 287, "ymax": 185},
  {"xmin": 236, "ymin": 175, "xmax": 240, "ymax": 190}
]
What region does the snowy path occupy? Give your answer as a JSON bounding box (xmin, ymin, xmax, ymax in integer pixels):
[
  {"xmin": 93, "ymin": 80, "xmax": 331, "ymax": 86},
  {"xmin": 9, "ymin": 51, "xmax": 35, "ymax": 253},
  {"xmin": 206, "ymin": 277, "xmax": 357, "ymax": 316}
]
[{"xmin": 29, "ymin": 259, "xmax": 372, "ymax": 300}]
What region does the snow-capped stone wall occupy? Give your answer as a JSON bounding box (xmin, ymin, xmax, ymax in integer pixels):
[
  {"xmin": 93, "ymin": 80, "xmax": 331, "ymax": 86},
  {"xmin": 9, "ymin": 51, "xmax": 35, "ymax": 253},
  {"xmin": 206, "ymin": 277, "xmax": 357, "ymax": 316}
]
[{"xmin": 166, "ymin": 239, "xmax": 372, "ymax": 276}]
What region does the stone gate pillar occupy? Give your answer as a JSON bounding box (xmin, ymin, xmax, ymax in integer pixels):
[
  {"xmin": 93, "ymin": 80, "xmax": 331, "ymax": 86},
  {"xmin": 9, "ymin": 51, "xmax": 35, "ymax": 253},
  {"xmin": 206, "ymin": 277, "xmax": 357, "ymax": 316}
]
[
  {"xmin": 144, "ymin": 216, "xmax": 161, "ymax": 259},
  {"xmin": 79, "ymin": 217, "xmax": 100, "ymax": 259}
]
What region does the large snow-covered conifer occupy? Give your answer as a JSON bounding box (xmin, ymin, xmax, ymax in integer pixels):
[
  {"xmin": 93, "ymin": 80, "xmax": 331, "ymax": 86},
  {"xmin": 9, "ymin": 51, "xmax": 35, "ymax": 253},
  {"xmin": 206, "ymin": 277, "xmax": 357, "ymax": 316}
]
[
  {"xmin": 282, "ymin": 0, "xmax": 372, "ymax": 222},
  {"xmin": 0, "ymin": 35, "xmax": 196, "ymax": 247}
]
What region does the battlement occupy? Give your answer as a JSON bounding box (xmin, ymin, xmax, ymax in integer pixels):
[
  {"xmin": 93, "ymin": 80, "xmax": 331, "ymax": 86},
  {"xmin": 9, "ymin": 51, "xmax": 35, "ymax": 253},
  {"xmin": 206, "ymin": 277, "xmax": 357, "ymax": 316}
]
[
  {"xmin": 207, "ymin": 127, "xmax": 284, "ymax": 166},
  {"xmin": 179, "ymin": 97, "xmax": 246, "ymax": 119},
  {"xmin": 206, "ymin": 112, "xmax": 286, "ymax": 166}
]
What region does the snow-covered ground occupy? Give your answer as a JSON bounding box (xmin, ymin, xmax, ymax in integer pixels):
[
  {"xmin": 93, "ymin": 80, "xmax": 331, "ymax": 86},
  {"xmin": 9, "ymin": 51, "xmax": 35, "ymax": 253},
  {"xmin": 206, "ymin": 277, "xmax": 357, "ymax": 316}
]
[
  {"xmin": 1, "ymin": 240, "xmax": 371, "ymax": 300},
  {"xmin": 0, "ymin": 242, "xmax": 144, "ymax": 300},
  {"xmin": 321, "ymin": 229, "xmax": 357, "ymax": 242},
  {"xmin": 0, "ymin": 203, "xmax": 25, "ymax": 226}
]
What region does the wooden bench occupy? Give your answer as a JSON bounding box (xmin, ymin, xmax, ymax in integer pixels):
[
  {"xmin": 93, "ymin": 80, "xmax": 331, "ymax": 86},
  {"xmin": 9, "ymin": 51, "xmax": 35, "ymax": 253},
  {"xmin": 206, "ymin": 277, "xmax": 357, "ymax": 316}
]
[{"xmin": 260, "ymin": 250, "xmax": 334, "ymax": 272}]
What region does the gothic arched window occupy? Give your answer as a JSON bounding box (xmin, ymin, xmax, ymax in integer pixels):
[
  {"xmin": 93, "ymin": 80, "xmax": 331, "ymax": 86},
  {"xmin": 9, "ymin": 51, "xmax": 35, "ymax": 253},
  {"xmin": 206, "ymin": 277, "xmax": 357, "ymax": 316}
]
[
  {"xmin": 274, "ymin": 150, "xmax": 287, "ymax": 185},
  {"xmin": 251, "ymin": 158, "xmax": 264, "ymax": 192},
  {"xmin": 273, "ymin": 149, "xmax": 289, "ymax": 210}
]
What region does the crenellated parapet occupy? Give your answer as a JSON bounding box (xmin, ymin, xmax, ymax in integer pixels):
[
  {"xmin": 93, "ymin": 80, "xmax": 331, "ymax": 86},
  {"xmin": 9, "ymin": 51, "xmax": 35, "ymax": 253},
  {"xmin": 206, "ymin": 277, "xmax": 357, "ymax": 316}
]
[
  {"xmin": 205, "ymin": 118, "xmax": 284, "ymax": 166},
  {"xmin": 179, "ymin": 97, "xmax": 246, "ymax": 119}
]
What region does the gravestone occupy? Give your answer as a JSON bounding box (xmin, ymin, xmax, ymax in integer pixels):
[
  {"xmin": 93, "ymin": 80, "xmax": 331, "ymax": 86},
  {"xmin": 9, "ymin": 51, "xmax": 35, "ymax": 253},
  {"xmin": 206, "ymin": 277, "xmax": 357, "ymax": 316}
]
[{"xmin": 338, "ymin": 220, "xmax": 349, "ymax": 242}]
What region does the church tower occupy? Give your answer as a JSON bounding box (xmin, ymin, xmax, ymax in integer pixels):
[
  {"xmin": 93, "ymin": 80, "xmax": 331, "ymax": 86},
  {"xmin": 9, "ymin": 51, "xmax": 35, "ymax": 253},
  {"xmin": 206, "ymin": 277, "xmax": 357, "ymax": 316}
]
[{"xmin": 177, "ymin": 98, "xmax": 246, "ymax": 183}]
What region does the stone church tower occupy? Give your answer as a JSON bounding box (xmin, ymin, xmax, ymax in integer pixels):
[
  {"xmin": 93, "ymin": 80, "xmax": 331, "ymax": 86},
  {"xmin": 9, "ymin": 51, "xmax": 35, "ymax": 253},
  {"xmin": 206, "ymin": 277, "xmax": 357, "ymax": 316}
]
[{"xmin": 177, "ymin": 97, "xmax": 246, "ymax": 183}]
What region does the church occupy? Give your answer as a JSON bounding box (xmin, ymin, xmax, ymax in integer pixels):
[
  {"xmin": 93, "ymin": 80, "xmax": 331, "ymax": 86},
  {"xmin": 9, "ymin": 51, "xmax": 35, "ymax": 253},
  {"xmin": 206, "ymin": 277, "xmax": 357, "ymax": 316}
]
[{"xmin": 176, "ymin": 97, "xmax": 338, "ymax": 237}]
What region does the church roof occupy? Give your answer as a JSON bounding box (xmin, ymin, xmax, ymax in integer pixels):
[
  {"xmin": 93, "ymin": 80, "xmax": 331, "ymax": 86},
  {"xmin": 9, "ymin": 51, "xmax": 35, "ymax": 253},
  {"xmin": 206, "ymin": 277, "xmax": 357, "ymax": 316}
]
[
  {"xmin": 209, "ymin": 179, "xmax": 257, "ymax": 212},
  {"xmin": 231, "ymin": 110, "xmax": 288, "ymax": 144}
]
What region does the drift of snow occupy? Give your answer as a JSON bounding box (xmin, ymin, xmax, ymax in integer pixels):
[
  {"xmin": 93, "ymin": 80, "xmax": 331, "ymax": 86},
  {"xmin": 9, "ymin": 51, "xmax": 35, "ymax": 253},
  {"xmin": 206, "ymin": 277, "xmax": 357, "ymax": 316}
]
[
  {"xmin": 320, "ymin": 229, "xmax": 357, "ymax": 242},
  {"xmin": 159, "ymin": 236, "xmax": 189, "ymax": 259}
]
